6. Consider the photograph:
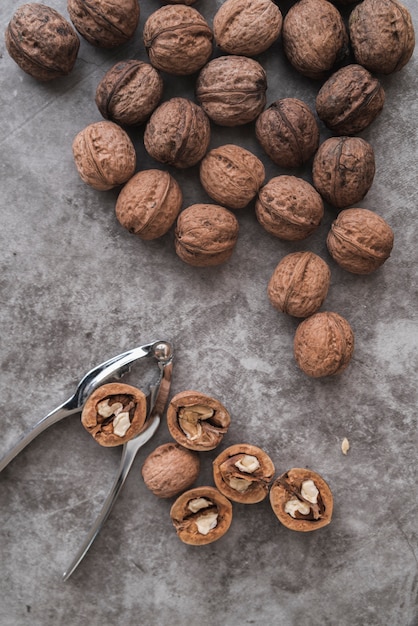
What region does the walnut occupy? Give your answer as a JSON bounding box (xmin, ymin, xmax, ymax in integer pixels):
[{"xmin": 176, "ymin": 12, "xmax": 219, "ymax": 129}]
[
  {"xmin": 144, "ymin": 98, "xmax": 210, "ymax": 169},
  {"xmin": 327, "ymin": 208, "xmax": 394, "ymax": 274},
  {"xmin": 256, "ymin": 175, "xmax": 324, "ymax": 241},
  {"xmin": 293, "ymin": 311, "xmax": 354, "ymax": 377},
  {"xmin": 196, "ymin": 55, "xmax": 267, "ymax": 127},
  {"xmin": 270, "ymin": 468, "xmax": 333, "ymax": 531},
  {"xmin": 115, "ymin": 170, "xmax": 182, "ymax": 240},
  {"xmin": 316, "ymin": 64, "xmax": 385, "ymax": 135},
  {"xmin": 255, "ymin": 98, "xmax": 320, "ymax": 169},
  {"xmin": 5, "ymin": 3, "xmax": 80, "ymax": 81},
  {"xmin": 199, "ymin": 144, "xmax": 265, "ymax": 210},
  {"xmin": 95, "ymin": 60, "xmax": 163, "ymax": 126},
  {"xmin": 72, "ymin": 121, "xmax": 136, "ymax": 191},
  {"xmin": 213, "ymin": 0, "xmax": 283, "ymax": 57},
  {"xmin": 143, "ymin": 5, "xmax": 213, "ymax": 75},
  {"xmin": 282, "ymin": 0, "xmax": 349, "ymax": 79},
  {"xmin": 268, "ymin": 251, "xmax": 331, "ymax": 318},
  {"xmin": 175, "ymin": 204, "xmax": 239, "ymax": 266},
  {"xmin": 141, "ymin": 442, "xmax": 200, "ymax": 498},
  {"xmin": 67, "ymin": 0, "xmax": 139, "ymax": 48},
  {"xmin": 349, "ymin": 0, "xmax": 415, "ymax": 75}
]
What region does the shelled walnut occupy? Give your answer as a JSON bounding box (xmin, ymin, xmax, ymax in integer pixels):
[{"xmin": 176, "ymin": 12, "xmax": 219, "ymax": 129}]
[
  {"xmin": 141, "ymin": 443, "xmax": 200, "ymax": 498},
  {"xmin": 67, "ymin": 0, "xmax": 139, "ymax": 48}
]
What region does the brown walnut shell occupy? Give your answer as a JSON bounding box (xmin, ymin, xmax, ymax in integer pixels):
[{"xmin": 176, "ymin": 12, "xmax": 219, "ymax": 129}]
[
  {"xmin": 141, "ymin": 442, "xmax": 200, "ymax": 498},
  {"xmin": 67, "ymin": 0, "xmax": 139, "ymax": 48},
  {"xmin": 270, "ymin": 468, "xmax": 333, "ymax": 532},
  {"xmin": 268, "ymin": 251, "xmax": 331, "ymax": 318},
  {"xmin": 81, "ymin": 382, "xmax": 147, "ymax": 447},
  {"xmin": 349, "ymin": 0, "xmax": 415, "ymax": 75},
  {"xmin": 294, "ymin": 311, "xmax": 354, "ymax": 377},
  {"xmin": 199, "ymin": 144, "xmax": 265, "ymax": 210},
  {"xmin": 316, "ymin": 64, "xmax": 385, "ymax": 135},
  {"xmin": 196, "ymin": 55, "xmax": 267, "ymax": 127},
  {"xmin": 143, "ymin": 5, "xmax": 213, "ymax": 75},
  {"xmin": 5, "ymin": 3, "xmax": 80, "ymax": 81},
  {"xmin": 255, "ymin": 98, "xmax": 320, "ymax": 169},
  {"xmin": 213, "ymin": 0, "xmax": 283, "ymax": 57},
  {"xmin": 170, "ymin": 486, "xmax": 233, "ymax": 545},
  {"xmin": 95, "ymin": 60, "xmax": 163, "ymax": 126},
  {"xmin": 327, "ymin": 208, "xmax": 394, "ymax": 274},
  {"xmin": 256, "ymin": 175, "xmax": 324, "ymax": 241},
  {"xmin": 72, "ymin": 121, "xmax": 136, "ymax": 191},
  {"xmin": 115, "ymin": 170, "xmax": 182, "ymax": 240}
]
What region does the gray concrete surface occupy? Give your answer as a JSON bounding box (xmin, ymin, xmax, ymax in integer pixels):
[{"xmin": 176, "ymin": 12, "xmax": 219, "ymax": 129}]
[{"xmin": 0, "ymin": 1, "xmax": 417, "ymax": 625}]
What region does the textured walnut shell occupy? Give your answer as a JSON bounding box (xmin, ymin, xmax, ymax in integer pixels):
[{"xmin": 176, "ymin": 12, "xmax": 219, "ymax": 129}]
[
  {"xmin": 199, "ymin": 145, "xmax": 265, "ymax": 210},
  {"xmin": 294, "ymin": 311, "xmax": 354, "ymax": 377},
  {"xmin": 167, "ymin": 390, "xmax": 231, "ymax": 451},
  {"xmin": 213, "ymin": 0, "xmax": 283, "ymax": 56},
  {"xmin": 67, "ymin": 0, "xmax": 139, "ymax": 48},
  {"xmin": 141, "ymin": 442, "xmax": 200, "ymax": 498},
  {"xmin": 5, "ymin": 3, "xmax": 80, "ymax": 81},
  {"xmin": 270, "ymin": 468, "xmax": 333, "ymax": 532},
  {"xmin": 115, "ymin": 170, "xmax": 182, "ymax": 240},
  {"xmin": 268, "ymin": 252, "xmax": 331, "ymax": 318},
  {"xmin": 170, "ymin": 486, "xmax": 233, "ymax": 545},
  {"xmin": 213, "ymin": 444, "xmax": 275, "ymax": 504},
  {"xmin": 255, "ymin": 98, "xmax": 320, "ymax": 169},
  {"xmin": 316, "ymin": 64, "xmax": 385, "ymax": 135},
  {"xmin": 72, "ymin": 121, "xmax": 136, "ymax": 191},
  {"xmin": 143, "ymin": 5, "xmax": 213, "ymax": 75},
  {"xmin": 144, "ymin": 98, "xmax": 210, "ymax": 169},
  {"xmin": 349, "ymin": 0, "xmax": 415, "ymax": 74},
  {"xmin": 327, "ymin": 208, "xmax": 394, "ymax": 274},
  {"xmin": 256, "ymin": 175, "xmax": 324, "ymax": 241},
  {"xmin": 95, "ymin": 60, "xmax": 163, "ymax": 126},
  {"xmin": 81, "ymin": 382, "xmax": 147, "ymax": 447},
  {"xmin": 196, "ymin": 55, "xmax": 267, "ymax": 127},
  {"xmin": 282, "ymin": 0, "xmax": 349, "ymax": 79}
]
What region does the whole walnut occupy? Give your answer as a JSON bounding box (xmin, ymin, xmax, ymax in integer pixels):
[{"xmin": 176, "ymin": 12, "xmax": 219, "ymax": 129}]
[
  {"xmin": 312, "ymin": 137, "xmax": 375, "ymax": 209},
  {"xmin": 349, "ymin": 0, "xmax": 415, "ymax": 74},
  {"xmin": 196, "ymin": 55, "xmax": 267, "ymax": 126},
  {"xmin": 115, "ymin": 170, "xmax": 183, "ymax": 240},
  {"xmin": 256, "ymin": 175, "xmax": 324, "ymax": 241},
  {"xmin": 282, "ymin": 0, "xmax": 349, "ymax": 79},
  {"xmin": 143, "ymin": 5, "xmax": 213, "ymax": 75},
  {"xmin": 67, "ymin": 0, "xmax": 139, "ymax": 48},
  {"xmin": 144, "ymin": 98, "xmax": 210, "ymax": 168},
  {"xmin": 72, "ymin": 121, "xmax": 136, "ymax": 191},
  {"xmin": 268, "ymin": 251, "xmax": 331, "ymax": 318},
  {"xmin": 327, "ymin": 208, "xmax": 394, "ymax": 274},
  {"xmin": 175, "ymin": 204, "xmax": 239, "ymax": 267},
  {"xmin": 294, "ymin": 311, "xmax": 355, "ymax": 377},
  {"xmin": 213, "ymin": 0, "xmax": 283, "ymax": 57},
  {"xmin": 5, "ymin": 3, "xmax": 80, "ymax": 81},
  {"xmin": 141, "ymin": 442, "xmax": 200, "ymax": 498},
  {"xmin": 95, "ymin": 60, "xmax": 163, "ymax": 126},
  {"xmin": 199, "ymin": 144, "xmax": 265, "ymax": 210},
  {"xmin": 255, "ymin": 98, "xmax": 320, "ymax": 169},
  {"xmin": 316, "ymin": 64, "xmax": 385, "ymax": 135}
]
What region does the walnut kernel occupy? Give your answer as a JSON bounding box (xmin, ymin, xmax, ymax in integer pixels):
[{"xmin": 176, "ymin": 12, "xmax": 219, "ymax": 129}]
[{"xmin": 141, "ymin": 442, "xmax": 200, "ymax": 498}]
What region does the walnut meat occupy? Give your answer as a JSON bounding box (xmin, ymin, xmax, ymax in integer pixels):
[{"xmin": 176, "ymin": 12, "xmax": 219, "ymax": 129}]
[
  {"xmin": 256, "ymin": 176, "xmax": 324, "ymax": 241},
  {"xmin": 255, "ymin": 98, "xmax": 320, "ymax": 169},
  {"xmin": 199, "ymin": 145, "xmax": 265, "ymax": 210},
  {"xmin": 268, "ymin": 252, "xmax": 331, "ymax": 318},
  {"xmin": 294, "ymin": 311, "xmax": 354, "ymax": 377},
  {"xmin": 213, "ymin": 0, "xmax": 283, "ymax": 57},
  {"xmin": 143, "ymin": 5, "xmax": 213, "ymax": 75},
  {"xmin": 72, "ymin": 121, "xmax": 136, "ymax": 191},
  {"xmin": 115, "ymin": 170, "xmax": 182, "ymax": 240},
  {"xmin": 67, "ymin": 0, "xmax": 139, "ymax": 48},
  {"xmin": 141, "ymin": 442, "xmax": 200, "ymax": 498},
  {"xmin": 196, "ymin": 55, "xmax": 267, "ymax": 126},
  {"xmin": 327, "ymin": 208, "xmax": 394, "ymax": 274},
  {"xmin": 5, "ymin": 3, "xmax": 80, "ymax": 81}
]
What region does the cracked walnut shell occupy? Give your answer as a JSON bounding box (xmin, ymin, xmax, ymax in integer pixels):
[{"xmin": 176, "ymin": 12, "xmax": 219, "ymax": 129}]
[
  {"xmin": 141, "ymin": 442, "xmax": 200, "ymax": 498},
  {"xmin": 67, "ymin": 0, "xmax": 139, "ymax": 48}
]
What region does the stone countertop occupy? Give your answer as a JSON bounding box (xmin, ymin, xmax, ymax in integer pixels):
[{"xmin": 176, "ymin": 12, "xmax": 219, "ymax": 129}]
[{"xmin": 0, "ymin": 1, "xmax": 417, "ymax": 625}]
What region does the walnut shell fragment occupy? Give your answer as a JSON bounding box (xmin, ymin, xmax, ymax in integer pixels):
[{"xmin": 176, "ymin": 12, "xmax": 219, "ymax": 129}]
[
  {"xmin": 141, "ymin": 442, "xmax": 200, "ymax": 498},
  {"xmin": 67, "ymin": 0, "xmax": 139, "ymax": 48},
  {"xmin": 270, "ymin": 468, "xmax": 333, "ymax": 531}
]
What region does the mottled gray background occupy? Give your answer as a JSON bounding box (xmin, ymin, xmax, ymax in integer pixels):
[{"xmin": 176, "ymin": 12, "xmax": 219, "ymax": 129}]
[{"xmin": 0, "ymin": 1, "xmax": 417, "ymax": 625}]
